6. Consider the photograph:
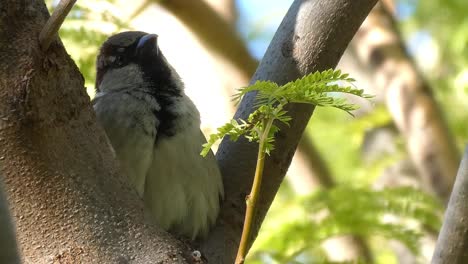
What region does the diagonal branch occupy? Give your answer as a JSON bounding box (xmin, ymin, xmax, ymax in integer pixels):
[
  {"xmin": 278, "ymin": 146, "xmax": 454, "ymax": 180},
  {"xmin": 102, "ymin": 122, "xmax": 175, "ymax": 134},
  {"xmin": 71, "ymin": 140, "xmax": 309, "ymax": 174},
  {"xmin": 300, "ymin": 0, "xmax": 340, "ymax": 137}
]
[
  {"xmin": 39, "ymin": 0, "xmax": 77, "ymax": 51},
  {"xmin": 156, "ymin": 0, "xmax": 258, "ymax": 78},
  {"xmin": 201, "ymin": 0, "xmax": 379, "ymax": 262},
  {"xmin": 431, "ymin": 146, "xmax": 468, "ymax": 264},
  {"xmin": 152, "ymin": 1, "xmax": 373, "ymax": 260}
]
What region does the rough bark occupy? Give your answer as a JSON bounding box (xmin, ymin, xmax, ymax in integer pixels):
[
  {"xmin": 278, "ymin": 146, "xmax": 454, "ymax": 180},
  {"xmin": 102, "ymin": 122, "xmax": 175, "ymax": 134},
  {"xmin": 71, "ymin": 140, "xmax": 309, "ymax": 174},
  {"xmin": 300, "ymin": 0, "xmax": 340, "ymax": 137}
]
[
  {"xmin": 0, "ymin": 1, "xmax": 190, "ymax": 263},
  {"xmin": 349, "ymin": 3, "xmax": 460, "ymax": 202},
  {"xmin": 431, "ymin": 146, "xmax": 468, "ymax": 264},
  {"xmin": 0, "ymin": 177, "xmax": 21, "ymax": 264},
  {"xmin": 201, "ymin": 0, "xmax": 378, "ymax": 262}
]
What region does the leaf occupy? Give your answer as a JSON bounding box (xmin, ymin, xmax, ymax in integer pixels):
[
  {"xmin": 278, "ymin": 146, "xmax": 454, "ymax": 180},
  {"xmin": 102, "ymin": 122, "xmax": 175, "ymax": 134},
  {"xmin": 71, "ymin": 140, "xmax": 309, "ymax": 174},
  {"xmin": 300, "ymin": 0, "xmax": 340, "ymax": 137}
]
[
  {"xmin": 200, "ymin": 120, "xmax": 249, "ymax": 156},
  {"xmin": 203, "ymin": 69, "xmax": 373, "ymax": 156}
]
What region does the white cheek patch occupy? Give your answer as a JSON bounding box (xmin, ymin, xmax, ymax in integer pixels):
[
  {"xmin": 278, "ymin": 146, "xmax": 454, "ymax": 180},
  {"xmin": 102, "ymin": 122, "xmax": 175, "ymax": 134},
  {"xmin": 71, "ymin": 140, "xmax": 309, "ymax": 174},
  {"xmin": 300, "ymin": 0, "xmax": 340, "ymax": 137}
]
[{"xmin": 99, "ymin": 64, "xmax": 145, "ymax": 92}]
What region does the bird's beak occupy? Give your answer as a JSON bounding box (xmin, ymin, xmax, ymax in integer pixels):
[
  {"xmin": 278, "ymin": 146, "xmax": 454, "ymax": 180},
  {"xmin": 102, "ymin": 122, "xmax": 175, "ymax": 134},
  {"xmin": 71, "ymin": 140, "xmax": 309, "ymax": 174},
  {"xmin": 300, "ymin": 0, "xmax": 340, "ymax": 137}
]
[{"xmin": 136, "ymin": 34, "xmax": 158, "ymax": 57}]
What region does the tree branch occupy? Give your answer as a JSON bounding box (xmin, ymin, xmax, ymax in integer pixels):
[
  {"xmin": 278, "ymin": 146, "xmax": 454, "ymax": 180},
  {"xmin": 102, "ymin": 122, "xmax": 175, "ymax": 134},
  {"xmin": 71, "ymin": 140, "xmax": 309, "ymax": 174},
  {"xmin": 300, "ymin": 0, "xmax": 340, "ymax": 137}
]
[
  {"xmin": 295, "ymin": 135, "xmax": 336, "ymax": 188},
  {"xmin": 154, "ymin": 1, "xmax": 373, "ymax": 260},
  {"xmin": 39, "ymin": 0, "xmax": 76, "ymax": 51},
  {"xmin": 201, "ymin": 0, "xmax": 378, "ymax": 262},
  {"xmin": 156, "ymin": 0, "xmax": 258, "ymax": 78},
  {"xmin": 431, "ymin": 146, "xmax": 468, "ymax": 264}
]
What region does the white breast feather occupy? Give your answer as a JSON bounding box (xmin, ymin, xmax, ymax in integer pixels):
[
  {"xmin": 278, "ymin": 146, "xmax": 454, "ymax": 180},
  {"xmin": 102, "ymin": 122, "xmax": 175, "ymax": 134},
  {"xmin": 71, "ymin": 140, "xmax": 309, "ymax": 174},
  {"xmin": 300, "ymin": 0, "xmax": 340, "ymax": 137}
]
[{"xmin": 144, "ymin": 96, "xmax": 223, "ymax": 239}]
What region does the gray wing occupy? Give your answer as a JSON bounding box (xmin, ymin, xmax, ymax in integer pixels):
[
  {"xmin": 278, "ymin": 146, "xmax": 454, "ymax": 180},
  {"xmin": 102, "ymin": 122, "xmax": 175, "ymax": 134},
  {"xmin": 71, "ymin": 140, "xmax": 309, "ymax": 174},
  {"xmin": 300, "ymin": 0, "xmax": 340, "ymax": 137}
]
[{"xmin": 93, "ymin": 92, "xmax": 157, "ymax": 197}]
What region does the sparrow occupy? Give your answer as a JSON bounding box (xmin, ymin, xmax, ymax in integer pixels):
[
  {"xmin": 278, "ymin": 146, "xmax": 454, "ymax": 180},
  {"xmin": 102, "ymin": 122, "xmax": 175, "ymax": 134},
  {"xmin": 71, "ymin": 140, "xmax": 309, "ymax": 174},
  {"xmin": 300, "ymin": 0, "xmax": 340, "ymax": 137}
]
[{"xmin": 92, "ymin": 31, "xmax": 224, "ymax": 239}]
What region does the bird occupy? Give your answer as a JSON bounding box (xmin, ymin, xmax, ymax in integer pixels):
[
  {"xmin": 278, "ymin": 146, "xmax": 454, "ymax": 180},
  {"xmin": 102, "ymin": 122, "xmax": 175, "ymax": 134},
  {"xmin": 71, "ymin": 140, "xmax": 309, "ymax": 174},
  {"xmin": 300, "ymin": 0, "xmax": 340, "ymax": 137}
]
[{"xmin": 92, "ymin": 31, "xmax": 224, "ymax": 239}]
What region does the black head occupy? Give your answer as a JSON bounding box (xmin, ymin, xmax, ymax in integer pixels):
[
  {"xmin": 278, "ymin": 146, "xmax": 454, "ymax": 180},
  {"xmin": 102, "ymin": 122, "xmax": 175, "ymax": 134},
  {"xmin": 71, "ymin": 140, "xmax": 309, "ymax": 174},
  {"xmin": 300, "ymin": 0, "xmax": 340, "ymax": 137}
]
[{"xmin": 95, "ymin": 31, "xmax": 180, "ymax": 94}]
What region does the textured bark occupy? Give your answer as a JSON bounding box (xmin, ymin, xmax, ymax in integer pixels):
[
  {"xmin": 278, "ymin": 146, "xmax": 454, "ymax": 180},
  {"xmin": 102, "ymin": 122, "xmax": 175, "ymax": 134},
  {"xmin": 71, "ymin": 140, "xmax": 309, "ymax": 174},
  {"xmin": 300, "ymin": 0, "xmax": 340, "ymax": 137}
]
[
  {"xmin": 0, "ymin": 177, "xmax": 21, "ymax": 264},
  {"xmin": 431, "ymin": 146, "xmax": 468, "ymax": 264},
  {"xmin": 201, "ymin": 0, "xmax": 378, "ymax": 262},
  {"xmin": 0, "ymin": 1, "xmax": 190, "ymax": 263},
  {"xmin": 349, "ymin": 3, "xmax": 460, "ymax": 202}
]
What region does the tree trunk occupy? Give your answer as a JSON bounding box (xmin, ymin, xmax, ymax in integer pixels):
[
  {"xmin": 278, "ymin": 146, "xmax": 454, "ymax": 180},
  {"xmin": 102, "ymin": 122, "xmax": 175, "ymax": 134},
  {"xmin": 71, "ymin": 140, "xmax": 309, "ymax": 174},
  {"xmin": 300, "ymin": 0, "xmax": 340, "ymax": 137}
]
[
  {"xmin": 349, "ymin": 2, "xmax": 460, "ymax": 202},
  {"xmin": 201, "ymin": 0, "xmax": 378, "ymax": 262},
  {"xmin": 0, "ymin": 1, "xmax": 190, "ymax": 262}
]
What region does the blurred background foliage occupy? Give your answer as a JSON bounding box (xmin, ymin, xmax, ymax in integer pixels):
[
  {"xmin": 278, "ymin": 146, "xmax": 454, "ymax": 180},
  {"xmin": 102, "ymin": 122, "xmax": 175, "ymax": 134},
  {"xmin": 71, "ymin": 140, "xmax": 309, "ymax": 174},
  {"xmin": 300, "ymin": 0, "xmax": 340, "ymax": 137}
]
[
  {"xmin": 398, "ymin": 0, "xmax": 468, "ymax": 150},
  {"xmin": 47, "ymin": 0, "xmax": 467, "ymax": 263},
  {"xmin": 251, "ymin": 186, "xmax": 441, "ymax": 263}
]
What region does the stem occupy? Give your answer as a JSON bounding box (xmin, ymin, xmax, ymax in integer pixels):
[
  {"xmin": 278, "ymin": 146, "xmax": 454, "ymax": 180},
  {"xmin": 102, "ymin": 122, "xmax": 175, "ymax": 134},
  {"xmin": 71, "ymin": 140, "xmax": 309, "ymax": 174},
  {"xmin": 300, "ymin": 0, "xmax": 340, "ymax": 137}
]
[
  {"xmin": 39, "ymin": 0, "xmax": 77, "ymax": 51},
  {"xmin": 235, "ymin": 119, "xmax": 274, "ymax": 264}
]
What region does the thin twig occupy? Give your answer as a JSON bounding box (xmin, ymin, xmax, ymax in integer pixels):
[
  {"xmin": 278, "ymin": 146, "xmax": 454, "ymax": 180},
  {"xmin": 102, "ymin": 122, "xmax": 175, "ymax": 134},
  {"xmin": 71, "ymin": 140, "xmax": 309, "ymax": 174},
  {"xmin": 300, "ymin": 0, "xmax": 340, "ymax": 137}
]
[
  {"xmin": 235, "ymin": 142, "xmax": 266, "ymax": 264},
  {"xmin": 39, "ymin": 0, "xmax": 77, "ymax": 51},
  {"xmin": 235, "ymin": 119, "xmax": 274, "ymax": 264},
  {"xmin": 157, "ymin": 0, "xmax": 258, "ymax": 78}
]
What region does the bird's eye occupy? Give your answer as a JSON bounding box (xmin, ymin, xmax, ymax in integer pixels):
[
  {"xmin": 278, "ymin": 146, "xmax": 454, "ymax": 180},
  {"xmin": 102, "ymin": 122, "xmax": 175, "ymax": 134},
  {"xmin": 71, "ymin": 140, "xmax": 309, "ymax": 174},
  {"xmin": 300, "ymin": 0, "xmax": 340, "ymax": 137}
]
[
  {"xmin": 108, "ymin": 56, "xmax": 116, "ymax": 63},
  {"xmin": 106, "ymin": 55, "xmax": 124, "ymax": 67},
  {"xmin": 115, "ymin": 55, "xmax": 123, "ymax": 66}
]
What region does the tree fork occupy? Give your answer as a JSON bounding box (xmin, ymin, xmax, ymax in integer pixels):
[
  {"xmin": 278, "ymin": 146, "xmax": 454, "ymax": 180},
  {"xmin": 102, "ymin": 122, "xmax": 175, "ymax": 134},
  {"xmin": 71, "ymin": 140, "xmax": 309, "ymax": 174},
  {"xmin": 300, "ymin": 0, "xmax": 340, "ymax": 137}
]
[{"xmin": 201, "ymin": 0, "xmax": 379, "ymax": 262}]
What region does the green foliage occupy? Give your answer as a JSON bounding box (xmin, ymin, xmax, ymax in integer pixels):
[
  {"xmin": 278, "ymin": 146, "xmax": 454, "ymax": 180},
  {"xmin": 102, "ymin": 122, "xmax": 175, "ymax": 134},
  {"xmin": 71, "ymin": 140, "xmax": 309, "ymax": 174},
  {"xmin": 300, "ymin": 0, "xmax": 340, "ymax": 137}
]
[
  {"xmin": 201, "ymin": 119, "xmax": 250, "ymax": 157},
  {"xmin": 234, "ymin": 70, "xmax": 371, "ymax": 113},
  {"xmin": 201, "ymin": 70, "xmax": 371, "ymax": 156},
  {"xmin": 249, "ymin": 186, "xmax": 442, "ymax": 263},
  {"xmin": 205, "ymin": 70, "xmax": 376, "ymax": 263}
]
